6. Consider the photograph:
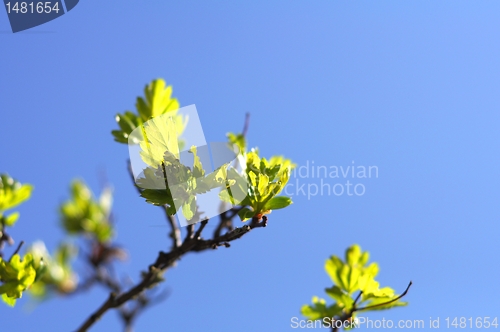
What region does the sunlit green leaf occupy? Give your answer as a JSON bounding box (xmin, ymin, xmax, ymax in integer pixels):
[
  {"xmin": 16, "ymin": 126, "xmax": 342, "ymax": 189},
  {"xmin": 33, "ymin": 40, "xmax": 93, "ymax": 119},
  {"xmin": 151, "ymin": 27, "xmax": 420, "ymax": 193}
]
[
  {"xmin": 112, "ymin": 79, "xmax": 183, "ymax": 145},
  {"xmin": 263, "ymin": 196, "xmax": 292, "ymax": 211},
  {"xmin": 0, "ymin": 174, "xmax": 33, "ymax": 212},
  {"xmin": 4, "ymin": 212, "xmax": 20, "ymax": 226}
]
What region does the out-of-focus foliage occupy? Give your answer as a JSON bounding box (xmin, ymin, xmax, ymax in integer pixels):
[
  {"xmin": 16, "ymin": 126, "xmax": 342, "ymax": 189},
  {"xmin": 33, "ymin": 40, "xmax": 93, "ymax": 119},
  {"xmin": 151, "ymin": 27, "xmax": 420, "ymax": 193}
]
[
  {"xmin": 0, "ymin": 253, "xmax": 39, "ymax": 307},
  {"xmin": 27, "ymin": 241, "xmax": 77, "ymax": 298},
  {"xmin": 59, "ymin": 180, "xmax": 114, "ymax": 243},
  {"xmin": 0, "ymin": 174, "xmax": 38, "ymax": 307},
  {"xmin": 112, "ymin": 79, "xmax": 182, "ymax": 144},
  {"xmin": 0, "ymin": 174, "xmax": 33, "ymax": 228},
  {"xmin": 301, "ymin": 245, "xmax": 408, "ymax": 328}
]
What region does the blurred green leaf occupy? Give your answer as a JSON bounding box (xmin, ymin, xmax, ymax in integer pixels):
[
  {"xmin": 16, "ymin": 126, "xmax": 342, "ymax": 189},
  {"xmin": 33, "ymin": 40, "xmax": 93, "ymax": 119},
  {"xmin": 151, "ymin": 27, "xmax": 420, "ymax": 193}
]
[
  {"xmin": 0, "ymin": 253, "xmax": 38, "ymax": 307},
  {"xmin": 301, "ymin": 296, "xmax": 343, "ymax": 321},
  {"xmin": 263, "ymin": 196, "xmax": 292, "ymax": 211},
  {"xmin": 0, "ymin": 174, "xmax": 33, "ymax": 212},
  {"xmin": 60, "ymin": 180, "xmax": 114, "ymax": 243},
  {"xmin": 4, "ymin": 212, "xmax": 20, "ymax": 227},
  {"xmin": 227, "ymin": 132, "xmax": 246, "ymax": 155},
  {"xmin": 112, "ymin": 111, "xmax": 142, "ymax": 144},
  {"xmin": 27, "ymin": 241, "xmax": 77, "ymax": 298}
]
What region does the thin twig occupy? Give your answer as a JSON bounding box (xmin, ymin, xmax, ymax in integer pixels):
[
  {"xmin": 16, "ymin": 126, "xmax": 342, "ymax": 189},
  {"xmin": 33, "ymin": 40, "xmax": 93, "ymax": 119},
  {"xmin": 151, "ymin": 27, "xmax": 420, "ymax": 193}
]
[
  {"xmin": 185, "ymin": 224, "xmax": 194, "ymax": 242},
  {"xmin": 242, "ymin": 113, "xmax": 250, "ymax": 137},
  {"xmin": 75, "ymin": 211, "xmax": 258, "ymax": 331},
  {"xmin": 193, "ymin": 219, "xmax": 208, "ymax": 240},
  {"xmin": 77, "ymin": 292, "xmax": 117, "ymax": 332},
  {"xmin": 352, "ymin": 291, "xmax": 363, "ymax": 310},
  {"xmin": 163, "ymin": 207, "xmax": 181, "ymax": 249},
  {"xmin": 355, "ymin": 281, "xmax": 413, "ymax": 312},
  {"xmin": 331, "ymin": 281, "xmax": 412, "ymax": 332},
  {"xmin": 9, "ymin": 240, "xmax": 24, "ymax": 261}
]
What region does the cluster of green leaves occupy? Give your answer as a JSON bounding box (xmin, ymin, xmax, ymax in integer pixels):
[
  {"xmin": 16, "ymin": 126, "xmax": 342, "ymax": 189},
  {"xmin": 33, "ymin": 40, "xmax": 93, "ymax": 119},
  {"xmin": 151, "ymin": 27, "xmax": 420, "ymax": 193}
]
[
  {"xmin": 139, "ymin": 135, "xmax": 295, "ymax": 222},
  {"xmin": 0, "ymin": 174, "xmax": 38, "ymax": 307},
  {"xmin": 60, "ymin": 180, "xmax": 114, "ymax": 243},
  {"xmin": 139, "ymin": 145, "xmax": 239, "ymax": 221},
  {"xmin": 112, "ymin": 79, "xmax": 182, "ymax": 144},
  {"xmin": 0, "ymin": 253, "xmax": 41, "ymax": 306},
  {"xmin": 222, "ymin": 134, "xmax": 295, "ymax": 221},
  {"xmin": 301, "ymin": 244, "xmax": 407, "ymax": 325},
  {"xmin": 27, "ymin": 241, "xmax": 77, "ymax": 298},
  {"xmin": 0, "ymin": 174, "xmax": 33, "ymax": 228},
  {"xmin": 114, "ymin": 79, "xmax": 296, "ymax": 223}
]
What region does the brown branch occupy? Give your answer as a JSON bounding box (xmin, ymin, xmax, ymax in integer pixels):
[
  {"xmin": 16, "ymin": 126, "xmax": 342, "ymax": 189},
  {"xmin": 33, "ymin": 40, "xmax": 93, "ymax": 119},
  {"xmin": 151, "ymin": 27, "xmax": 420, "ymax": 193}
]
[
  {"xmin": 163, "ymin": 207, "xmax": 181, "ymax": 249},
  {"xmin": 77, "ymin": 292, "xmax": 117, "ymax": 332},
  {"xmin": 184, "ymin": 224, "xmax": 194, "ymax": 242},
  {"xmin": 242, "ymin": 113, "xmax": 250, "ymax": 137},
  {"xmin": 76, "ymin": 213, "xmax": 266, "ymax": 331},
  {"xmin": 193, "ymin": 219, "xmax": 208, "ymax": 240},
  {"xmin": 9, "ymin": 240, "xmax": 24, "ymax": 261},
  {"xmin": 0, "ymin": 229, "xmax": 14, "ymax": 256}
]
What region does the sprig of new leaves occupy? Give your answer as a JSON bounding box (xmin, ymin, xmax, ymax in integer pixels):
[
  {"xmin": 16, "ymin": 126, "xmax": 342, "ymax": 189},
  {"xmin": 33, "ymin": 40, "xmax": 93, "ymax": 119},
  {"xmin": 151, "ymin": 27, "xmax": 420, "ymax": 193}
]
[
  {"xmin": 0, "ymin": 174, "xmax": 39, "ymax": 306},
  {"xmin": 112, "ymin": 79, "xmax": 182, "ymax": 144},
  {"xmin": 0, "ymin": 174, "xmax": 85, "ymax": 306},
  {"xmin": 114, "ymin": 78, "xmax": 295, "ymax": 224},
  {"xmin": 301, "ymin": 244, "xmax": 411, "ymax": 329},
  {"xmin": 219, "ymin": 132, "xmax": 295, "ymax": 221},
  {"xmin": 0, "ymin": 174, "xmax": 33, "ymax": 229},
  {"xmin": 59, "ymin": 180, "xmax": 114, "ymax": 243}
]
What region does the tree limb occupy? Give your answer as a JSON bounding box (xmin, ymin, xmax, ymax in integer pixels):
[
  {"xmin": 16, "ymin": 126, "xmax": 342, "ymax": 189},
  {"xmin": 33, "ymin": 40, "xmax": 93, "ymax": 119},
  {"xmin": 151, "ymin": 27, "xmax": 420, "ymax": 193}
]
[{"xmin": 75, "ymin": 213, "xmax": 267, "ymax": 331}]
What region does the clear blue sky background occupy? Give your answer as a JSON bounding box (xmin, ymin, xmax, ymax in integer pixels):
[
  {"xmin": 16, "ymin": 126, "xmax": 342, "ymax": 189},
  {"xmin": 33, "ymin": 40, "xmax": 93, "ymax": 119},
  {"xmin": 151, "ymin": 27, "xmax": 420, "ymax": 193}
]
[{"xmin": 1, "ymin": 1, "xmax": 499, "ymax": 331}]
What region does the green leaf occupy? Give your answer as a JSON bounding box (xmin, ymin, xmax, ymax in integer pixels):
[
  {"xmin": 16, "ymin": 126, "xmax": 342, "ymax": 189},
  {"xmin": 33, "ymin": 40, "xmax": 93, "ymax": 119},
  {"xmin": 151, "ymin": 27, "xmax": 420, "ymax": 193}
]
[
  {"xmin": 363, "ymin": 296, "xmax": 408, "ymax": 311},
  {"xmin": 136, "ymin": 79, "xmax": 180, "ymax": 121},
  {"xmin": 26, "ymin": 241, "xmax": 77, "ymax": 298},
  {"xmin": 257, "ymin": 173, "xmax": 269, "ymax": 199},
  {"xmin": 227, "ymin": 132, "xmax": 246, "ymax": 154},
  {"xmin": 60, "ymin": 180, "xmax": 114, "ymax": 243},
  {"xmin": 1, "ymin": 293, "xmax": 16, "ymax": 307},
  {"xmin": 189, "ymin": 146, "xmax": 205, "ymax": 178},
  {"xmin": 346, "ymin": 244, "xmax": 362, "ymax": 266},
  {"xmin": 4, "ymin": 212, "xmax": 20, "ymax": 226},
  {"xmin": 325, "ymin": 285, "xmax": 353, "ymax": 309},
  {"xmin": 140, "ymin": 189, "xmax": 172, "ymax": 206},
  {"xmin": 301, "ymin": 296, "xmax": 343, "ymax": 321},
  {"xmin": 345, "ymin": 265, "xmax": 361, "ymax": 294},
  {"xmin": 182, "ymin": 196, "xmax": 196, "ymax": 221},
  {"xmin": 0, "ymin": 254, "xmax": 37, "ymax": 306},
  {"xmin": 0, "ymin": 174, "xmax": 33, "ymax": 211},
  {"xmin": 139, "ymin": 114, "xmax": 182, "ymax": 168},
  {"xmin": 112, "ymin": 111, "xmax": 142, "ymax": 144},
  {"xmin": 112, "ymin": 79, "xmax": 183, "ymax": 145},
  {"xmin": 359, "ymin": 251, "xmax": 370, "ymax": 266},
  {"xmin": 263, "ymin": 196, "xmax": 292, "ymax": 211},
  {"xmin": 237, "ymin": 207, "xmax": 255, "ymax": 221},
  {"xmin": 325, "ymin": 255, "xmax": 344, "ymax": 287}
]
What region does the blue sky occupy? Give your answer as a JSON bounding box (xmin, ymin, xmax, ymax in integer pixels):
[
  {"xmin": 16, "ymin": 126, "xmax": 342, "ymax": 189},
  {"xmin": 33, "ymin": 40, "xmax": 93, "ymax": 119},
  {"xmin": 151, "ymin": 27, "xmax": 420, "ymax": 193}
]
[{"xmin": 1, "ymin": 1, "xmax": 499, "ymax": 331}]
